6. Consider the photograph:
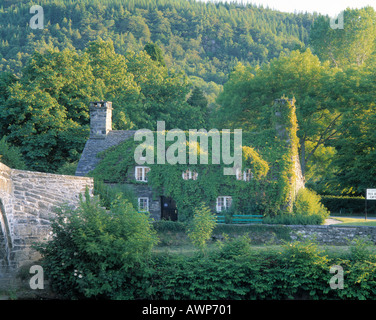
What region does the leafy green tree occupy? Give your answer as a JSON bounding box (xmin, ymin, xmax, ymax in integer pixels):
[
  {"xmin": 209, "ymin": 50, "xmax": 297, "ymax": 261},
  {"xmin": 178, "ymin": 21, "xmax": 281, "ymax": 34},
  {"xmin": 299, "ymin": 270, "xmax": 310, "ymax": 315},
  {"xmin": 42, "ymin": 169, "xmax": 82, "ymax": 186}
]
[
  {"xmin": 144, "ymin": 42, "xmax": 166, "ymax": 67},
  {"xmin": 315, "ymin": 59, "xmax": 376, "ymax": 194},
  {"xmin": 215, "ymin": 50, "xmax": 344, "ymax": 179},
  {"xmin": 0, "ymin": 49, "xmax": 95, "ymax": 172},
  {"xmin": 126, "ymin": 15, "xmax": 151, "ymax": 41},
  {"xmin": 187, "ymin": 86, "xmax": 208, "ymax": 125},
  {"xmin": 125, "ymin": 50, "xmax": 205, "ymax": 130},
  {"xmin": 0, "ymin": 137, "xmax": 26, "ymax": 169},
  {"xmin": 309, "ymin": 7, "xmax": 376, "ymax": 68},
  {"xmin": 187, "ymin": 86, "xmax": 208, "ymax": 110},
  {"xmin": 85, "ymin": 39, "xmax": 140, "ymax": 129}
]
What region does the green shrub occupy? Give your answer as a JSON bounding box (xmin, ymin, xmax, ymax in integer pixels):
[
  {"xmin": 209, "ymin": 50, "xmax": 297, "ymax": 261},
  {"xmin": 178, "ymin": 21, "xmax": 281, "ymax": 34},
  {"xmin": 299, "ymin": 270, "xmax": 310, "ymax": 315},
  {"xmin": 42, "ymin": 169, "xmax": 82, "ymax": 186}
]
[
  {"xmin": 334, "ymin": 255, "xmax": 376, "ymax": 300},
  {"xmin": 293, "ymin": 188, "xmax": 329, "ymax": 220},
  {"xmin": 93, "ymin": 179, "xmax": 137, "ymax": 210},
  {"xmin": 263, "ymin": 213, "xmax": 324, "ymax": 225},
  {"xmin": 265, "ymin": 188, "xmax": 329, "ymax": 225},
  {"xmin": 348, "ymin": 237, "xmax": 376, "ymax": 262},
  {"xmin": 321, "ymin": 195, "xmax": 374, "ymax": 215},
  {"xmin": 153, "ymin": 220, "xmax": 187, "ymax": 232},
  {"xmin": 219, "ymin": 234, "xmax": 252, "ymax": 259},
  {"xmin": 148, "ymin": 239, "xmax": 376, "ymax": 300},
  {"xmin": 34, "ymin": 189, "xmax": 158, "ymax": 299},
  {"xmin": 187, "ymin": 203, "xmax": 217, "ymax": 253},
  {"xmin": 278, "ymin": 240, "xmax": 332, "ymax": 299}
]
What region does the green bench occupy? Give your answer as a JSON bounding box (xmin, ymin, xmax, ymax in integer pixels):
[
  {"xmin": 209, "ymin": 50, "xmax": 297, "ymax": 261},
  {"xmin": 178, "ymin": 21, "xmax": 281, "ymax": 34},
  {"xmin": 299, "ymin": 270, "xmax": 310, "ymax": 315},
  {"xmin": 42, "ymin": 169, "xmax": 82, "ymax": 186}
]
[
  {"xmin": 216, "ymin": 214, "xmax": 263, "ymax": 224},
  {"xmin": 232, "ymin": 214, "xmax": 263, "ymax": 224},
  {"xmin": 216, "ymin": 215, "xmax": 226, "ymax": 224}
]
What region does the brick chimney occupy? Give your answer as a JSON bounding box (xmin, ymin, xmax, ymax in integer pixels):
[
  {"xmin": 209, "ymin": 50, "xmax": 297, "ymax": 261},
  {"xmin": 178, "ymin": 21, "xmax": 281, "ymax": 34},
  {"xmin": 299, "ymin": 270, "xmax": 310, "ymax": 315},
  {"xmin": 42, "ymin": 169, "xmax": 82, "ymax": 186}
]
[{"xmin": 89, "ymin": 101, "xmax": 112, "ymax": 138}]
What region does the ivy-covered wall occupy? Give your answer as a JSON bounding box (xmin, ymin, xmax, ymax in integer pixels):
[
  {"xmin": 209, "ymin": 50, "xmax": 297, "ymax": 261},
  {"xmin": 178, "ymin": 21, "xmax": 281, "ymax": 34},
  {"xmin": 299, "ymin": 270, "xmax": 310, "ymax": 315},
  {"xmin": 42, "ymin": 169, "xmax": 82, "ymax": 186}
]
[{"xmin": 88, "ymin": 98, "xmax": 304, "ymax": 221}]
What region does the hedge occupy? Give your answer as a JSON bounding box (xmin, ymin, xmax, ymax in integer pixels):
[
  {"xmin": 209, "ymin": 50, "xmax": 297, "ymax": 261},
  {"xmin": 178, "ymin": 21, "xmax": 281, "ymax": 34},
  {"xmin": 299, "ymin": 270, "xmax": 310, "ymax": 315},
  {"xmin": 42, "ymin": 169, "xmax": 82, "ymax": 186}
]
[
  {"xmin": 321, "ymin": 195, "xmax": 376, "ymax": 215},
  {"xmin": 43, "ymin": 238, "xmax": 376, "ymax": 300}
]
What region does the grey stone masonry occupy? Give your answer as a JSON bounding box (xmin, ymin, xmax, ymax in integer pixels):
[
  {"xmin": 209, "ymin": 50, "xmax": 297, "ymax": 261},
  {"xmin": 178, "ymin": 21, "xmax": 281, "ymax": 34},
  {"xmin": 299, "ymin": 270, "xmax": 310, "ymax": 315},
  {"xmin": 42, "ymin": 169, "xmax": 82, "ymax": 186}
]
[
  {"xmin": 212, "ymin": 224, "xmax": 376, "ymax": 246},
  {"xmin": 0, "ymin": 162, "xmax": 94, "ymax": 288},
  {"xmin": 288, "ymin": 225, "xmax": 376, "ymax": 245},
  {"xmin": 90, "ymin": 101, "xmax": 113, "ymax": 138}
]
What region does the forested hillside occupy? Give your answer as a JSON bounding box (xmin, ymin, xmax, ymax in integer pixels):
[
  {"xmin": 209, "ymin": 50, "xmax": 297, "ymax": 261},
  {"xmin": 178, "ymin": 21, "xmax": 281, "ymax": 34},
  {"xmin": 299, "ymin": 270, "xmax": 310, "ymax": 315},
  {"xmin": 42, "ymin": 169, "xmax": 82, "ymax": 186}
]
[{"xmin": 0, "ymin": 0, "xmax": 314, "ymax": 86}]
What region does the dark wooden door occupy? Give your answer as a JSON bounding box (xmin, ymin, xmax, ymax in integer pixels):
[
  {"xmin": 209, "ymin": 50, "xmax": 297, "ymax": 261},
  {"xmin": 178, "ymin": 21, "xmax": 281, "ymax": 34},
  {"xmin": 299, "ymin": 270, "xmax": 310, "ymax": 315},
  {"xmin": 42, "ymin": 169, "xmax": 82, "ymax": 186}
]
[{"xmin": 160, "ymin": 196, "xmax": 178, "ymax": 221}]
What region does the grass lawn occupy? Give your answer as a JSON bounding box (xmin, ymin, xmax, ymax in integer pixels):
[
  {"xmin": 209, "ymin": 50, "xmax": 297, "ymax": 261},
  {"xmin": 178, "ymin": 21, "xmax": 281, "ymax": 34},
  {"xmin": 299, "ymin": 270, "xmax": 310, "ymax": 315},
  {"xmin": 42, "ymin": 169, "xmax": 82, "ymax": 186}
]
[
  {"xmin": 153, "ymin": 233, "xmax": 366, "ymax": 257},
  {"xmin": 332, "ymin": 217, "xmax": 376, "ymax": 226},
  {"xmin": 153, "ymin": 240, "xmax": 374, "ymax": 258},
  {"xmin": 152, "ymin": 219, "xmax": 376, "ymax": 257}
]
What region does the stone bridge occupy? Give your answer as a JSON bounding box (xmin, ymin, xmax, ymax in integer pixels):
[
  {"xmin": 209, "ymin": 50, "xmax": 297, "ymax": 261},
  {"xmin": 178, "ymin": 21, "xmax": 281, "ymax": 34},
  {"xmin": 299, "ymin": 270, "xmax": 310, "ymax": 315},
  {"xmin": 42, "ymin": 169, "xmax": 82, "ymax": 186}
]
[{"xmin": 0, "ymin": 162, "xmax": 93, "ymax": 290}]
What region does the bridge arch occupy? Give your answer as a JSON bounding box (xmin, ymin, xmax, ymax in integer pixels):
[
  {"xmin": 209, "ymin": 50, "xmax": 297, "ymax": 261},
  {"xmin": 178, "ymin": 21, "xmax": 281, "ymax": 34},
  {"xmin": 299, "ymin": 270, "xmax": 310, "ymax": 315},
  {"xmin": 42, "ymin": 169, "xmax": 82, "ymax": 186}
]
[{"xmin": 0, "ymin": 198, "xmax": 12, "ymax": 272}]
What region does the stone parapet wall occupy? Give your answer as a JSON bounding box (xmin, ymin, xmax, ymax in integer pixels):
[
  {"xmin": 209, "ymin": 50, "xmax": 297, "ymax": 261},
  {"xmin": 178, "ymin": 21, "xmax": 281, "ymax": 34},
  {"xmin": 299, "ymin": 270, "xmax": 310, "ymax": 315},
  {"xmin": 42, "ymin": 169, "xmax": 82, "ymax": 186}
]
[
  {"xmin": 0, "ymin": 162, "xmax": 94, "ymax": 289},
  {"xmin": 288, "ymin": 224, "xmax": 376, "ymax": 245},
  {"xmin": 9, "ymin": 169, "xmax": 94, "ymax": 268},
  {"xmin": 212, "ymin": 224, "xmax": 376, "ymax": 245}
]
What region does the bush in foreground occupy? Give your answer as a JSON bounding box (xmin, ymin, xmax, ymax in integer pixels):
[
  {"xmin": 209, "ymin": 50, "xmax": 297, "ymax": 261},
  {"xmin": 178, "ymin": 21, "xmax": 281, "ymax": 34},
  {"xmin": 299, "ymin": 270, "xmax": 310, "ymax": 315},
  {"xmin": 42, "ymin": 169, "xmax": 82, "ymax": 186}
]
[{"xmin": 35, "ymin": 190, "xmax": 158, "ymax": 299}]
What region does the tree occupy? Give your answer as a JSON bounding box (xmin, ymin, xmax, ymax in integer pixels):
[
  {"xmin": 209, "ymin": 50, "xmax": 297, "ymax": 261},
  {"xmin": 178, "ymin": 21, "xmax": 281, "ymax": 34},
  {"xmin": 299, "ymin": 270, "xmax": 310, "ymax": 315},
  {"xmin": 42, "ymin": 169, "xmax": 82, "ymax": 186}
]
[
  {"xmin": 125, "ymin": 50, "xmax": 205, "ymax": 130},
  {"xmin": 187, "ymin": 86, "xmax": 208, "ymax": 110},
  {"xmin": 215, "ymin": 50, "xmax": 345, "ymax": 179},
  {"xmin": 0, "ymin": 137, "xmax": 26, "ymax": 169},
  {"xmin": 144, "ymin": 42, "xmax": 166, "ymax": 67},
  {"xmin": 309, "ymin": 7, "xmax": 376, "ymax": 68},
  {"xmin": 85, "ymin": 39, "xmax": 140, "ymax": 129},
  {"xmin": 126, "ymin": 15, "xmax": 151, "ymax": 41},
  {"xmin": 326, "ymin": 61, "xmax": 376, "ymax": 195},
  {"xmin": 187, "ymin": 86, "xmax": 208, "ymax": 125},
  {"xmin": 0, "ymin": 49, "xmax": 96, "ymax": 172}
]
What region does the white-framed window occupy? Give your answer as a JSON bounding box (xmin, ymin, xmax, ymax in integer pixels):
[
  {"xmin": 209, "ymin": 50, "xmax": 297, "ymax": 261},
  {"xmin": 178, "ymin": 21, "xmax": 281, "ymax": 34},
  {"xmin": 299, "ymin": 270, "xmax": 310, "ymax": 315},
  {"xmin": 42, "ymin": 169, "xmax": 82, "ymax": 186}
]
[
  {"xmin": 236, "ymin": 168, "xmax": 253, "ymax": 181},
  {"xmin": 216, "ymin": 196, "xmax": 232, "ymax": 212},
  {"xmin": 138, "ymin": 197, "xmax": 149, "ymax": 212},
  {"xmin": 182, "ymin": 169, "xmax": 198, "ymax": 180},
  {"xmin": 135, "ymin": 166, "xmax": 150, "ymax": 182}
]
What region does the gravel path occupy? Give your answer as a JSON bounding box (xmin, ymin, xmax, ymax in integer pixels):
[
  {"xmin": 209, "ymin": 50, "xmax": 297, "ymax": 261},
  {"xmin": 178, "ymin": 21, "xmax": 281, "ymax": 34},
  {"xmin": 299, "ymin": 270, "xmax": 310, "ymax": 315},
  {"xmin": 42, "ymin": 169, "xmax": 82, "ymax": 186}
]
[{"xmin": 323, "ymin": 218, "xmax": 343, "ymax": 225}]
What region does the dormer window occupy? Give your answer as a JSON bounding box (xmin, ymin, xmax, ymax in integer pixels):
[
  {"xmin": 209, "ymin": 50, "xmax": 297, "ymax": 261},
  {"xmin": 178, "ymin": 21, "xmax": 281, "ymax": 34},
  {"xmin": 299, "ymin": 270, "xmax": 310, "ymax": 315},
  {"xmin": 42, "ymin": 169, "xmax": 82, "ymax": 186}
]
[
  {"xmin": 182, "ymin": 169, "xmax": 198, "ymax": 180},
  {"xmin": 135, "ymin": 166, "xmax": 150, "ymax": 182},
  {"xmin": 236, "ymin": 168, "xmax": 253, "ymax": 181}
]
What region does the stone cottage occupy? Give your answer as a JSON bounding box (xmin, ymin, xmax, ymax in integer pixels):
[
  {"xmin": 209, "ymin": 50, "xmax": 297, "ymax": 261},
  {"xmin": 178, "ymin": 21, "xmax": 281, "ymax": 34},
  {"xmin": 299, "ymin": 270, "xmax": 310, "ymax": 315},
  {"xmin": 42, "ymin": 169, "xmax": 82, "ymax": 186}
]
[{"xmin": 76, "ymin": 99, "xmax": 305, "ymax": 221}]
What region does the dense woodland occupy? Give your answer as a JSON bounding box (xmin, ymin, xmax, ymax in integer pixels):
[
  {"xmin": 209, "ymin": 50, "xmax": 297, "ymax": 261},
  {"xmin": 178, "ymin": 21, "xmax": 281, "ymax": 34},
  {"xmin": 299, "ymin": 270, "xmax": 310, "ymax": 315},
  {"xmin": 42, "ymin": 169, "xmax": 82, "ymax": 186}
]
[
  {"xmin": 0, "ymin": 0, "xmax": 313, "ymax": 83},
  {"xmin": 0, "ymin": 0, "xmax": 375, "ymax": 198}
]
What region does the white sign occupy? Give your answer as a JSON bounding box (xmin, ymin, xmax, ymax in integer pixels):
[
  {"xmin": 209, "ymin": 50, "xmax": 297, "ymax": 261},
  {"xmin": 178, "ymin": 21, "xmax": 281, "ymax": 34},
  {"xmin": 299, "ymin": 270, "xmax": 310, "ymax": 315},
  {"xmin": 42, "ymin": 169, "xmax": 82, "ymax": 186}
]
[{"xmin": 366, "ymin": 189, "xmax": 376, "ymax": 200}]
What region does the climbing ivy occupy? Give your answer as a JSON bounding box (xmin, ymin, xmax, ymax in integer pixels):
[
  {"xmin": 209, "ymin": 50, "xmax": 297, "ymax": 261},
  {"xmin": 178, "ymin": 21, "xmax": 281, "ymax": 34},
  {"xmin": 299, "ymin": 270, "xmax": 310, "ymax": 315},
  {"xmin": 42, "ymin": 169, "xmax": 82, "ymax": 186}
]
[{"xmin": 89, "ymin": 98, "xmax": 302, "ymax": 221}]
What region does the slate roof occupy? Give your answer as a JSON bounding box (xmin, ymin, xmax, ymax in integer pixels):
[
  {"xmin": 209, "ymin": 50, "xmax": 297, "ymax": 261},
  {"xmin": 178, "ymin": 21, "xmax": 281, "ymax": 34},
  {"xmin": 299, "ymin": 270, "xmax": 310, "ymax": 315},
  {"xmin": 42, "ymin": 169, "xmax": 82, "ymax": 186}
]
[{"xmin": 75, "ymin": 130, "xmax": 136, "ymax": 177}]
